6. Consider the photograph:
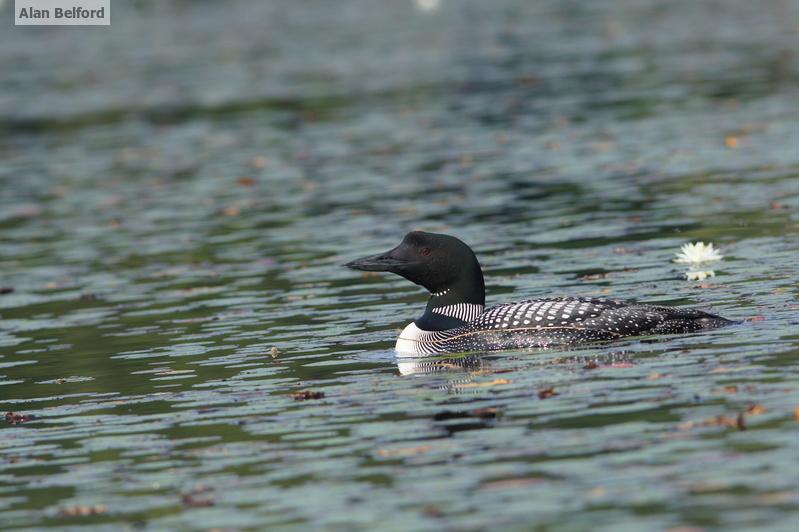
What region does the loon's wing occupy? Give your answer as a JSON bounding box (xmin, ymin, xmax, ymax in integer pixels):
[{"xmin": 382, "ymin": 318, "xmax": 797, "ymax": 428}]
[
  {"xmin": 472, "ymin": 297, "xmax": 627, "ymax": 330},
  {"xmin": 470, "ymin": 297, "xmax": 728, "ymax": 337}
]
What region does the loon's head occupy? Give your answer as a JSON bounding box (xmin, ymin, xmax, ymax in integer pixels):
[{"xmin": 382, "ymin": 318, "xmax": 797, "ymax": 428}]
[{"xmin": 345, "ymin": 231, "xmax": 485, "ymax": 307}]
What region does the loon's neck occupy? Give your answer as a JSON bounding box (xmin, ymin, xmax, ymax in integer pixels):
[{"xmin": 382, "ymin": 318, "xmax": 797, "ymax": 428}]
[{"xmin": 415, "ymin": 269, "xmax": 485, "ymax": 332}]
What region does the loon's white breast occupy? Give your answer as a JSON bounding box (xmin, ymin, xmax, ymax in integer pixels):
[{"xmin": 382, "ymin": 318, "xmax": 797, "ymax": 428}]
[
  {"xmin": 395, "ymin": 322, "xmax": 427, "ymax": 357},
  {"xmin": 395, "ymin": 302, "xmax": 485, "ymax": 356}
]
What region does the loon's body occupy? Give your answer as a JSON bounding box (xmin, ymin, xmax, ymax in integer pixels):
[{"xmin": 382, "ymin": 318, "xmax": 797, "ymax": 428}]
[
  {"xmin": 393, "ymin": 296, "xmax": 729, "ymax": 356},
  {"xmin": 346, "ymin": 231, "xmax": 731, "ymax": 356}
]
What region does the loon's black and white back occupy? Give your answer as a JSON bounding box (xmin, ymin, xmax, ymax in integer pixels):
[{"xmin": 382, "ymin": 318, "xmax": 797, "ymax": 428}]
[{"xmin": 346, "ymin": 231, "xmax": 731, "ymax": 356}]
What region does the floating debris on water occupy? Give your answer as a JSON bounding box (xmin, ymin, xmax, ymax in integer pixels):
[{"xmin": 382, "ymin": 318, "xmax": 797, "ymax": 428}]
[
  {"xmin": 58, "ymin": 504, "xmax": 107, "ymax": 517},
  {"xmin": 5, "ymin": 412, "xmax": 35, "ymax": 425},
  {"xmin": 677, "ymin": 404, "xmax": 766, "ymax": 432},
  {"xmin": 292, "ymin": 390, "xmax": 325, "ymax": 401},
  {"xmin": 181, "ymin": 486, "xmax": 215, "ymax": 508},
  {"xmin": 538, "ymin": 387, "xmax": 559, "ymax": 399}
]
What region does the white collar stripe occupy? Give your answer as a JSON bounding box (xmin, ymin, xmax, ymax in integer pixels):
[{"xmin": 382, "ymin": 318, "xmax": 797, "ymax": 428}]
[{"xmin": 431, "ymin": 303, "xmax": 484, "ymax": 323}]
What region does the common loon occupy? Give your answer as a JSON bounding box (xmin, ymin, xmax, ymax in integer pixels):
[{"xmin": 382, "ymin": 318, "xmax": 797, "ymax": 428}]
[{"xmin": 346, "ymin": 231, "xmax": 732, "ymax": 356}]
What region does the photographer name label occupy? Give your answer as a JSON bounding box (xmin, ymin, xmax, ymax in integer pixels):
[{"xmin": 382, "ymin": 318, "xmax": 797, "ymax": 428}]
[{"xmin": 15, "ymin": 0, "xmax": 110, "ymax": 25}]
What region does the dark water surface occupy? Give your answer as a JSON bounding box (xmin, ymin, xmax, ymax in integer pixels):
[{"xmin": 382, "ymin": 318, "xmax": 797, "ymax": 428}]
[{"xmin": 3, "ymin": 0, "xmax": 799, "ymax": 529}]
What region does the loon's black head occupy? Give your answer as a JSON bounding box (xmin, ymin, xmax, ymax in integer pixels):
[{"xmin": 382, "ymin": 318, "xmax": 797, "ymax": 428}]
[{"xmin": 345, "ymin": 231, "xmax": 485, "ymax": 307}]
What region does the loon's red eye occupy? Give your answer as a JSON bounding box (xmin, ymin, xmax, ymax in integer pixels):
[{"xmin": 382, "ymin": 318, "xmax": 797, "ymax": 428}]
[{"xmin": 420, "ymin": 247, "xmax": 431, "ymax": 256}]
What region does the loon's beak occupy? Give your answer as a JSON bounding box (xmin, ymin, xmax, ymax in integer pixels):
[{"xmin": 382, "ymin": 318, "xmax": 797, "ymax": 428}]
[{"xmin": 345, "ymin": 249, "xmax": 409, "ymax": 272}]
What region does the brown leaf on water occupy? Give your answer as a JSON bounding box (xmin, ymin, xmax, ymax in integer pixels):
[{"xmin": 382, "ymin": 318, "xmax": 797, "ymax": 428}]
[
  {"xmin": 292, "ymin": 390, "xmax": 324, "ymax": 401},
  {"xmin": 646, "ymin": 372, "xmax": 669, "ymax": 380},
  {"xmin": 237, "ymin": 176, "xmax": 256, "ymax": 187},
  {"xmin": 745, "ymin": 404, "xmax": 766, "ymax": 416},
  {"xmin": 746, "ymin": 316, "xmax": 766, "ymax": 322},
  {"xmin": 5, "ymin": 412, "xmax": 34, "ymax": 425},
  {"xmin": 538, "ymin": 387, "xmax": 558, "ymax": 399},
  {"xmin": 0, "ymin": 287, "xmax": 13, "ymax": 295},
  {"xmin": 583, "ymin": 361, "xmax": 600, "ymax": 370},
  {"xmin": 58, "ymin": 504, "xmax": 107, "ymax": 517},
  {"xmin": 181, "ymin": 485, "xmax": 215, "ymax": 508},
  {"xmin": 720, "ymin": 385, "xmax": 739, "ymax": 394},
  {"xmin": 724, "ymin": 135, "xmax": 739, "ymax": 148},
  {"xmin": 794, "ymin": 407, "xmax": 799, "ymax": 421},
  {"xmin": 678, "ymin": 414, "xmax": 745, "ymax": 431}
]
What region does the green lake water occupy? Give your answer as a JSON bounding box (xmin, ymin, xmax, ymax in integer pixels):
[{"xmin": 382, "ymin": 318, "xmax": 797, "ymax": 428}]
[{"xmin": 2, "ymin": 0, "xmax": 799, "ymax": 529}]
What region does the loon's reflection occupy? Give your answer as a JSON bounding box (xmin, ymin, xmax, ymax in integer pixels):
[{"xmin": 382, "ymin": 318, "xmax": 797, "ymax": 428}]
[
  {"xmin": 396, "ymin": 353, "xmax": 494, "ymax": 393},
  {"xmin": 396, "ymin": 353, "xmax": 486, "ymax": 376},
  {"xmin": 395, "ymin": 348, "xmax": 637, "ymax": 378}
]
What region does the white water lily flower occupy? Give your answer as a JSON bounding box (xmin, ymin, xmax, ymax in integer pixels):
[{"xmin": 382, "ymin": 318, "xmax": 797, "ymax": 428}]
[
  {"xmin": 685, "ymin": 270, "xmax": 715, "ymax": 281},
  {"xmin": 674, "ymin": 242, "xmax": 723, "ymax": 264}
]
